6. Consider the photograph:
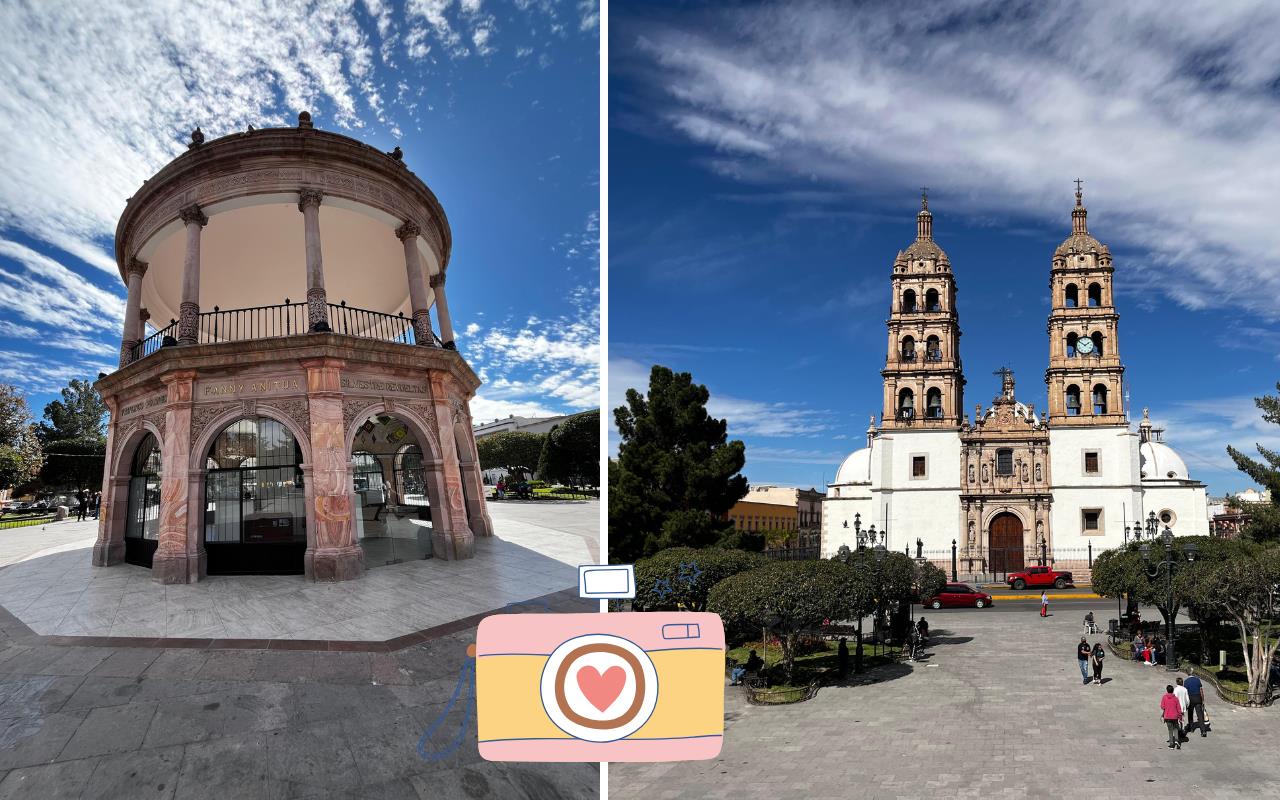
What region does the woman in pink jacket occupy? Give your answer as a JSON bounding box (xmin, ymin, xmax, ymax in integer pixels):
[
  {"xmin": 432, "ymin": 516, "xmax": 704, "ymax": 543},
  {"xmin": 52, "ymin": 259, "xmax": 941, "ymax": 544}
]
[{"xmin": 1160, "ymin": 685, "xmax": 1184, "ymax": 749}]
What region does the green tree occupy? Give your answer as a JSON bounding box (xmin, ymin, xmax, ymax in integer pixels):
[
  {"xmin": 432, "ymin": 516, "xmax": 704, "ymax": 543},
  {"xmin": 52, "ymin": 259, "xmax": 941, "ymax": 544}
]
[
  {"xmin": 1092, "ymin": 535, "xmax": 1227, "ymax": 631},
  {"xmin": 610, "ymin": 365, "xmax": 749, "ymax": 563},
  {"xmin": 1194, "ymin": 544, "xmax": 1280, "ymax": 703},
  {"xmin": 475, "ymin": 430, "xmax": 545, "ymax": 480},
  {"xmin": 537, "ymin": 409, "xmax": 599, "ymax": 488},
  {"xmin": 1226, "ymin": 382, "xmax": 1280, "ymax": 543},
  {"xmin": 1175, "ymin": 536, "xmax": 1254, "ymax": 664},
  {"xmin": 631, "ymin": 547, "xmax": 767, "ymax": 612},
  {"xmin": 708, "ymin": 560, "xmax": 873, "ymax": 684},
  {"xmin": 0, "ymin": 384, "xmax": 43, "ymax": 491},
  {"xmin": 38, "ymin": 437, "xmax": 106, "ymax": 492},
  {"xmin": 36, "ymin": 379, "xmax": 107, "ymax": 444}
]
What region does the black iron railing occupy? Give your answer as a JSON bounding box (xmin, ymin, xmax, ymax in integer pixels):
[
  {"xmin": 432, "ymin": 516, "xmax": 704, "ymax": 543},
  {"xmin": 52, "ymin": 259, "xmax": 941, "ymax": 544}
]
[{"xmin": 126, "ymin": 300, "xmax": 443, "ymax": 364}]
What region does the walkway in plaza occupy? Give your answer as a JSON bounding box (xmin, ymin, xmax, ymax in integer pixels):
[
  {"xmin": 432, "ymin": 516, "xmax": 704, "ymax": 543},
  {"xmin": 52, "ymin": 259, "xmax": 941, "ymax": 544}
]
[
  {"xmin": 0, "ymin": 501, "xmax": 599, "ymax": 799},
  {"xmin": 0, "ymin": 501, "xmax": 596, "ymax": 642},
  {"xmin": 611, "ymin": 604, "xmax": 1280, "ymax": 800}
]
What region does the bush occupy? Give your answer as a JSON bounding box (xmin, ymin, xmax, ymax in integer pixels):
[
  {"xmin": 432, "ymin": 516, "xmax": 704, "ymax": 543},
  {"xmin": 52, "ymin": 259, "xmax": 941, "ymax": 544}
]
[{"xmin": 632, "ymin": 547, "xmax": 766, "ymax": 612}]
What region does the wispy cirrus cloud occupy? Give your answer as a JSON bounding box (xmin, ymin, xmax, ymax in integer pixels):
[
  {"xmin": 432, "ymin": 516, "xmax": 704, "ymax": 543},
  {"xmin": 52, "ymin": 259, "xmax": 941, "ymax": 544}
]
[{"xmin": 621, "ymin": 0, "xmax": 1280, "ymax": 322}]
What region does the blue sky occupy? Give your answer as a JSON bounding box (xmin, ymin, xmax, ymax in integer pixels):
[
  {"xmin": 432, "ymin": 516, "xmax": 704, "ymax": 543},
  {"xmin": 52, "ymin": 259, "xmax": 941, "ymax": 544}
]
[
  {"xmin": 0, "ymin": 0, "xmax": 598, "ymax": 424},
  {"xmin": 608, "ymin": 0, "xmax": 1280, "ymax": 498}
]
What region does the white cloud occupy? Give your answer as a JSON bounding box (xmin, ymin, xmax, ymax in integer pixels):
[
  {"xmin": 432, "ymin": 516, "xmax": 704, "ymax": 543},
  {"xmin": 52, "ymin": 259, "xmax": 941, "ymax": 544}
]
[
  {"xmin": 628, "ymin": 0, "xmax": 1280, "ymax": 320},
  {"xmin": 0, "ymin": 240, "xmax": 124, "ymax": 333}
]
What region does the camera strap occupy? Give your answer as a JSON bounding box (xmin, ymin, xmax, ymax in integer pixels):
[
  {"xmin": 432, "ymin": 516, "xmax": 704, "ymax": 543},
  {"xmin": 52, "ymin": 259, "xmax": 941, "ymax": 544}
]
[{"xmin": 416, "ymin": 599, "xmax": 549, "ymax": 761}]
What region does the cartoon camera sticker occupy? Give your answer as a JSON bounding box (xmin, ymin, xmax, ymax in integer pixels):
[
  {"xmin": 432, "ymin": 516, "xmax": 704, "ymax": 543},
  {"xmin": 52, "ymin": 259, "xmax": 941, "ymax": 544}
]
[{"xmin": 476, "ymin": 612, "xmax": 724, "ymax": 762}]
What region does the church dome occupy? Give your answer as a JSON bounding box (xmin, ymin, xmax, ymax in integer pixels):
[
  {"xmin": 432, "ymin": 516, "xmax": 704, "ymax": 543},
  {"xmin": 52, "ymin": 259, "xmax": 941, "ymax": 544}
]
[
  {"xmin": 898, "ymin": 194, "xmax": 949, "ymax": 264},
  {"xmin": 834, "ymin": 447, "xmax": 872, "ymax": 485},
  {"xmin": 1140, "ymin": 441, "xmax": 1190, "ymax": 480},
  {"xmin": 1054, "ymin": 183, "xmax": 1106, "ymax": 257}
]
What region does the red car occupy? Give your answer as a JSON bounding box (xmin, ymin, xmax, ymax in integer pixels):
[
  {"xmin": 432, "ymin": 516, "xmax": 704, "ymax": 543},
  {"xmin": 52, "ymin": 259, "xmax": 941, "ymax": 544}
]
[
  {"xmin": 922, "ymin": 583, "xmax": 993, "ymax": 609},
  {"xmin": 1006, "ymin": 566, "xmax": 1074, "ymax": 590}
]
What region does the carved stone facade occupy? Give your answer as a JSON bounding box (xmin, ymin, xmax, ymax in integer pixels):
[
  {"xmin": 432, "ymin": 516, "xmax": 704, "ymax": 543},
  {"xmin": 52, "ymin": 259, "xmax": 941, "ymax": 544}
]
[{"xmin": 959, "ymin": 370, "xmax": 1052, "ymax": 571}]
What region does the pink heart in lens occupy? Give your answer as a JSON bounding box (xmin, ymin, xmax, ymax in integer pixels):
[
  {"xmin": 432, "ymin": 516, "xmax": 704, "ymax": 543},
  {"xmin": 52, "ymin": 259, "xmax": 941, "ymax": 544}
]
[{"xmin": 576, "ymin": 665, "xmax": 626, "ymax": 712}]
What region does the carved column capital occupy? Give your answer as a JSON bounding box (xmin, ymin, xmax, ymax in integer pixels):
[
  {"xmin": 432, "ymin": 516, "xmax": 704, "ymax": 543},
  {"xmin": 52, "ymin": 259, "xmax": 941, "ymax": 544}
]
[
  {"xmin": 127, "ymin": 257, "xmax": 149, "ymax": 278},
  {"xmin": 179, "ymin": 204, "xmax": 208, "ymax": 227},
  {"xmin": 298, "ymin": 188, "xmax": 324, "ymax": 212},
  {"xmin": 429, "ymin": 272, "xmax": 445, "ymax": 289},
  {"xmin": 139, "ymin": 307, "xmax": 151, "ymax": 324},
  {"xmin": 395, "ymin": 221, "xmax": 421, "ymax": 241}
]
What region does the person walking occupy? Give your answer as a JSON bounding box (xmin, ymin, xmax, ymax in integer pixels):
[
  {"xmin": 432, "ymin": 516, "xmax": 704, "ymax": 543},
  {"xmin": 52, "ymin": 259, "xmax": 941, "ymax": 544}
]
[
  {"xmin": 1077, "ymin": 637, "xmax": 1092, "ymax": 685},
  {"xmin": 1040, "ymin": 590, "xmax": 1049, "ymax": 618},
  {"xmin": 1091, "ymin": 641, "xmax": 1106, "ymax": 685},
  {"xmin": 1160, "ymin": 685, "xmax": 1184, "ymax": 749},
  {"xmin": 75, "ymin": 489, "xmax": 87, "ymax": 522},
  {"xmin": 1184, "ymin": 673, "xmax": 1207, "ymax": 736},
  {"xmin": 1174, "ymin": 677, "xmax": 1190, "ymax": 740}
]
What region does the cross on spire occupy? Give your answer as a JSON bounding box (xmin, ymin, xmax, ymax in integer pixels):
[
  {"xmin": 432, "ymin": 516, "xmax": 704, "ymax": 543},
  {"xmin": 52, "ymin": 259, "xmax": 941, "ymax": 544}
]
[
  {"xmin": 920, "ymin": 186, "xmax": 928, "ymax": 210},
  {"xmin": 1074, "ymin": 178, "xmax": 1084, "ymax": 206},
  {"xmin": 993, "ymin": 366, "xmax": 1015, "ymax": 399}
]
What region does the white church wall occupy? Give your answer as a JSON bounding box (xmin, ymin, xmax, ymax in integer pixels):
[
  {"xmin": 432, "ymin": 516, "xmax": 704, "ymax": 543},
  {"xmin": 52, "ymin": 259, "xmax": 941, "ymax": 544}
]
[
  {"xmin": 1048, "ymin": 425, "xmax": 1141, "ymax": 552},
  {"xmin": 820, "ymin": 491, "xmax": 876, "ymax": 558},
  {"xmin": 1141, "ymin": 483, "xmax": 1210, "ymax": 536},
  {"xmin": 877, "ymin": 429, "xmax": 962, "ymax": 553}
]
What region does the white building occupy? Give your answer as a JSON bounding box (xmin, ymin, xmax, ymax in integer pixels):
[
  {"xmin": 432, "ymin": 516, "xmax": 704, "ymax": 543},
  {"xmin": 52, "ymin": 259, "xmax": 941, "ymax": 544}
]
[{"xmin": 823, "ymin": 189, "xmax": 1207, "ymax": 573}]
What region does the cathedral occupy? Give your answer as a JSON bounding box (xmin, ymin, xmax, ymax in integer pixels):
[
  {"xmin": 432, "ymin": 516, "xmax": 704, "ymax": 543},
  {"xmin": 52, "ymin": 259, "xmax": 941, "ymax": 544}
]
[{"xmin": 822, "ymin": 187, "xmax": 1208, "ymax": 573}]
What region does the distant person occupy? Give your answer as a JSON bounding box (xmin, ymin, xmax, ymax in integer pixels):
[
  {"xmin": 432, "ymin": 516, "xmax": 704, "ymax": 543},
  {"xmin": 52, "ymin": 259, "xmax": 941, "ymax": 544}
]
[
  {"xmin": 916, "ymin": 617, "xmax": 929, "ymax": 639},
  {"xmin": 1083, "ymin": 611, "xmax": 1095, "ymax": 634},
  {"xmin": 1183, "ymin": 674, "xmax": 1207, "ymax": 737},
  {"xmin": 91, "ymin": 492, "xmax": 101, "ymax": 519},
  {"xmin": 1040, "ymin": 590, "xmax": 1049, "ymax": 618},
  {"xmin": 75, "ymin": 490, "xmax": 87, "ymax": 521},
  {"xmin": 1159, "ymin": 685, "xmax": 1184, "ymax": 749},
  {"xmin": 1132, "ymin": 635, "xmax": 1143, "ymax": 662},
  {"xmin": 495, "ymin": 479, "xmax": 506, "ymax": 499},
  {"xmin": 1174, "ymin": 677, "xmax": 1190, "ymax": 739},
  {"xmin": 744, "ymin": 649, "xmax": 764, "ymax": 679},
  {"xmin": 1077, "ymin": 636, "xmax": 1092, "ymax": 685},
  {"xmin": 838, "ymin": 638, "xmax": 849, "ymax": 678},
  {"xmin": 1091, "ymin": 642, "xmax": 1106, "ymax": 685}
]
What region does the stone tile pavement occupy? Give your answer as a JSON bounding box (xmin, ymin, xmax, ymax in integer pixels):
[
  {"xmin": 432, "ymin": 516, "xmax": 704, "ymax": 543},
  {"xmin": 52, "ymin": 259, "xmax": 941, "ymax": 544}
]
[
  {"xmin": 0, "ymin": 595, "xmax": 598, "ymax": 799},
  {"xmin": 0, "ymin": 501, "xmax": 598, "ymax": 641},
  {"xmin": 609, "ymin": 606, "xmax": 1280, "ymax": 800}
]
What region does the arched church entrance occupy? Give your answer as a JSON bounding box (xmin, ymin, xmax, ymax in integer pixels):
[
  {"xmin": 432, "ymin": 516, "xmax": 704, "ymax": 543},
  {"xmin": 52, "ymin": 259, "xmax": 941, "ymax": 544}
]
[
  {"xmin": 989, "ymin": 512, "xmax": 1024, "ymax": 576},
  {"xmin": 350, "ymin": 413, "xmax": 441, "ymax": 565}
]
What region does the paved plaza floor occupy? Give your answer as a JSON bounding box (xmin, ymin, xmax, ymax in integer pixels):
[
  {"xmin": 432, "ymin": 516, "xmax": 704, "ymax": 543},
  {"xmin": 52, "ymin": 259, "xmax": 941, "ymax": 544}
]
[
  {"xmin": 0, "ymin": 501, "xmax": 601, "ymax": 799},
  {"xmin": 0, "ymin": 501, "xmax": 597, "ymax": 641},
  {"xmin": 611, "ymin": 605, "xmax": 1280, "ymax": 800}
]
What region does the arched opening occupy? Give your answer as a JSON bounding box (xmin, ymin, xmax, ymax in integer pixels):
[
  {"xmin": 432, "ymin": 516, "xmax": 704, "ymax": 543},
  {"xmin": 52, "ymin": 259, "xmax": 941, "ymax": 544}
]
[
  {"xmin": 204, "ymin": 417, "xmax": 307, "ymax": 575},
  {"xmin": 1065, "ymin": 332, "xmax": 1078, "ymax": 357},
  {"xmin": 902, "ymin": 289, "xmax": 917, "ymax": 312},
  {"xmin": 1092, "ymin": 384, "xmax": 1109, "ymax": 415},
  {"xmin": 925, "ymin": 288, "xmax": 941, "ymax": 311},
  {"xmin": 350, "ymin": 414, "xmax": 437, "ymax": 564},
  {"xmin": 925, "ymin": 387, "xmax": 943, "ymax": 419},
  {"xmin": 925, "ymin": 335, "xmax": 941, "ymax": 361},
  {"xmin": 1088, "ymin": 283, "xmax": 1102, "ymax": 307},
  {"xmin": 1064, "ymin": 283, "xmax": 1078, "ymax": 308},
  {"xmin": 897, "ymin": 388, "xmax": 915, "ymax": 420},
  {"xmin": 988, "ymin": 512, "xmax": 1024, "ymax": 575},
  {"xmin": 1066, "ymin": 384, "xmax": 1082, "ymax": 416},
  {"xmin": 124, "ymin": 433, "xmax": 162, "ymax": 568},
  {"xmin": 1090, "ymin": 331, "xmax": 1104, "ymax": 356},
  {"xmin": 900, "ymin": 335, "xmax": 916, "ymax": 361}
]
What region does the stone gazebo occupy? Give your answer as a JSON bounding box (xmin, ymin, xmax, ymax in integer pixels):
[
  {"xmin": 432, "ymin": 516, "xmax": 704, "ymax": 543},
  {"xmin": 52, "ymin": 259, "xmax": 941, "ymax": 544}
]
[{"xmin": 93, "ymin": 113, "xmax": 492, "ymax": 584}]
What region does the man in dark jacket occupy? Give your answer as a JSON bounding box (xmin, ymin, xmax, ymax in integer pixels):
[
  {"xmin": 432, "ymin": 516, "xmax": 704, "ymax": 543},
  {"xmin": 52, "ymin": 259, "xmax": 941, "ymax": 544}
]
[
  {"xmin": 1183, "ymin": 674, "xmax": 1207, "ymax": 736},
  {"xmin": 1077, "ymin": 637, "xmax": 1091, "ymax": 684}
]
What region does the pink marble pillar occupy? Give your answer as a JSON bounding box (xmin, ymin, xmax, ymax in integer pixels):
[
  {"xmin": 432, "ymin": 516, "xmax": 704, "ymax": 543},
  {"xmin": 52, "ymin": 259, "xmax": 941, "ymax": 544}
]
[
  {"xmin": 302, "ymin": 357, "xmax": 364, "ymax": 581},
  {"xmin": 119, "ymin": 259, "xmax": 147, "ymax": 366},
  {"xmin": 152, "ymin": 370, "xmax": 198, "ymax": 583},
  {"xmin": 177, "ymin": 205, "xmax": 207, "ymax": 345},
  {"xmin": 428, "ymin": 373, "xmax": 474, "ymax": 559},
  {"xmin": 92, "ymin": 397, "xmax": 126, "ymax": 566},
  {"xmin": 452, "ymin": 413, "xmax": 494, "ymax": 538}
]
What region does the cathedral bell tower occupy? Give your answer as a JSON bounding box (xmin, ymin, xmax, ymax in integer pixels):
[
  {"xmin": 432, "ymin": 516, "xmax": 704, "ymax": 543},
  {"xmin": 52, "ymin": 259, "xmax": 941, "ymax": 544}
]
[
  {"xmin": 1044, "ymin": 182, "xmax": 1126, "ymax": 426},
  {"xmin": 881, "ymin": 192, "xmax": 965, "ymax": 429}
]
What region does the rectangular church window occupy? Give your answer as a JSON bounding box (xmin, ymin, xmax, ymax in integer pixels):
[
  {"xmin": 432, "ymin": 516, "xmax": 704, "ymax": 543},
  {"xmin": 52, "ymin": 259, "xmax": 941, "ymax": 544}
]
[
  {"xmin": 1082, "ymin": 509, "xmax": 1102, "ymax": 533},
  {"xmin": 1084, "ymin": 451, "xmax": 1100, "ymax": 474},
  {"xmin": 912, "ymin": 456, "xmax": 926, "ymax": 478},
  {"xmin": 996, "ymin": 449, "xmax": 1014, "ymax": 476}
]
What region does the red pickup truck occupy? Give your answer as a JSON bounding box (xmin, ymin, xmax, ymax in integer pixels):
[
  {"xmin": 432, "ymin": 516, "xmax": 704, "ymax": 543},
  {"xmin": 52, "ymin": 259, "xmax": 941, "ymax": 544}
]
[{"xmin": 1006, "ymin": 566, "xmax": 1074, "ymax": 590}]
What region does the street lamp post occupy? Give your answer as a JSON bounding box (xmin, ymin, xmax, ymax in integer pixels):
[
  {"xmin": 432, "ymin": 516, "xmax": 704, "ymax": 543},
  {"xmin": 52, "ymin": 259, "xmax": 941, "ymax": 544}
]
[{"xmin": 1139, "ymin": 527, "xmax": 1197, "ymax": 673}]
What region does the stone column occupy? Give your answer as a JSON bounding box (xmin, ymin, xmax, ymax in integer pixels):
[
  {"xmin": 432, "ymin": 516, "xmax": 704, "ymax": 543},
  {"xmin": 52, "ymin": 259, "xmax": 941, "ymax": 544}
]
[
  {"xmin": 455, "ymin": 420, "xmax": 494, "ymax": 537},
  {"xmin": 177, "ymin": 204, "xmax": 208, "ymax": 345},
  {"xmin": 152, "ymin": 370, "xmax": 197, "ymax": 584},
  {"xmin": 428, "ymin": 373, "xmax": 473, "ymax": 559},
  {"xmin": 429, "ymin": 273, "xmax": 456, "ymax": 350},
  {"xmin": 301, "ymin": 357, "xmax": 364, "ymax": 580},
  {"xmin": 298, "ymin": 188, "xmax": 331, "ymax": 332},
  {"xmin": 119, "ymin": 258, "xmax": 148, "ymax": 366},
  {"xmin": 92, "ymin": 397, "xmax": 126, "ymax": 566},
  {"xmin": 396, "ymin": 222, "xmax": 439, "ymax": 347}
]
